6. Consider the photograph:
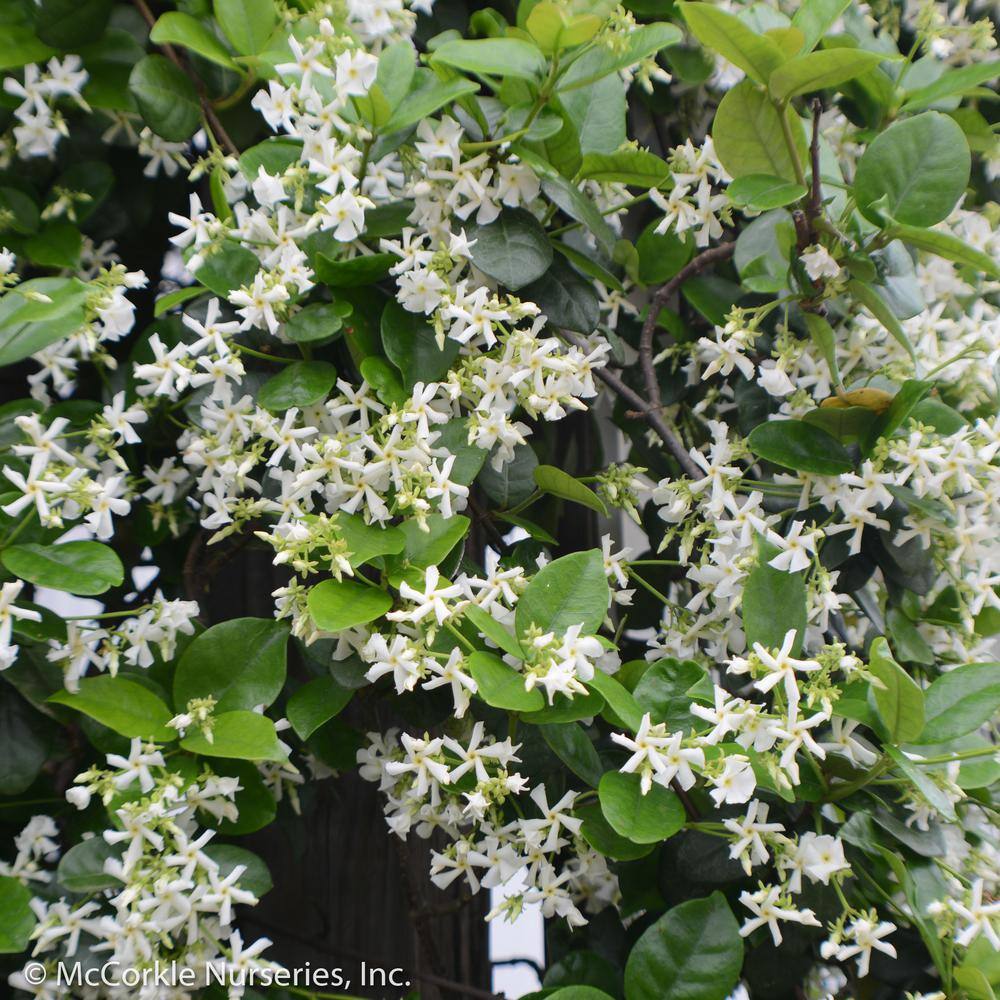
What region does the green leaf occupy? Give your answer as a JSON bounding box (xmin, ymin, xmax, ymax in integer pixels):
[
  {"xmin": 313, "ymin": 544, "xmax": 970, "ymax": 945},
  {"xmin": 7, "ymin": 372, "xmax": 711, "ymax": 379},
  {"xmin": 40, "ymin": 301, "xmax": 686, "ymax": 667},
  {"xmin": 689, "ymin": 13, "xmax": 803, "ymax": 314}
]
[
  {"xmin": 747, "ymin": 418, "xmax": 853, "ymax": 474},
  {"xmin": 539, "ymin": 722, "xmax": 603, "ymax": 787},
  {"xmin": 464, "ymin": 604, "xmax": 526, "ymax": 660},
  {"xmin": 154, "ymin": 285, "xmax": 205, "ymax": 318},
  {"xmin": 578, "ymin": 802, "xmax": 654, "ymax": 862},
  {"xmin": 150, "ymin": 12, "xmax": 239, "ymax": 70},
  {"xmin": 383, "ymin": 73, "xmax": 480, "ymax": 133},
  {"xmin": 559, "ymin": 22, "xmax": 681, "ymax": 88},
  {"xmin": 548, "ymin": 989, "xmax": 616, "ymax": 1000},
  {"xmin": 239, "ymin": 137, "xmax": 303, "ymax": 179},
  {"xmin": 713, "ymin": 80, "xmax": 808, "ymax": 181},
  {"xmin": 35, "ymin": 0, "xmax": 112, "ymax": 49},
  {"xmin": 315, "ymin": 253, "xmax": 397, "ymax": 288},
  {"xmin": 902, "ymin": 62, "xmax": 1000, "ymax": 112},
  {"xmin": 533, "ymin": 465, "xmax": 607, "ymax": 515},
  {"xmin": 49, "ymin": 676, "xmax": 175, "ymax": 741},
  {"xmin": 25, "ymin": 221, "xmax": 82, "ymax": 270},
  {"xmin": 868, "ymin": 636, "xmax": 925, "ymax": 743},
  {"xmin": 284, "ymin": 302, "xmax": 346, "ymax": 344},
  {"xmin": 181, "ymin": 710, "xmax": 286, "ymax": 761},
  {"xmin": 57, "ymin": 838, "xmax": 121, "ymax": 893},
  {"xmin": 633, "ymin": 659, "xmax": 711, "ymax": 731},
  {"xmin": 381, "ymin": 299, "xmax": 460, "ymax": 388},
  {"xmin": 587, "ymin": 670, "xmax": 645, "ymax": 732},
  {"xmin": 680, "ymin": 3, "xmax": 786, "ymax": 84},
  {"xmin": 624, "ymin": 892, "xmax": 744, "ymax": 1000},
  {"xmin": 359, "ymin": 356, "xmax": 407, "ymax": 407},
  {"xmin": 515, "ymin": 549, "xmax": 609, "ymax": 638},
  {"xmin": 128, "ymin": 55, "xmax": 201, "ymax": 142},
  {"xmin": 431, "ymin": 38, "xmax": 547, "ymax": 80},
  {"xmin": 0, "ymin": 186, "xmax": 40, "ymax": 235},
  {"xmin": 174, "ymin": 617, "xmax": 288, "ymax": 713},
  {"xmin": 469, "ymin": 651, "xmax": 544, "ymax": 712},
  {"xmin": 478, "ymin": 444, "xmax": 538, "ymax": 508},
  {"xmin": 579, "ymin": 149, "xmax": 670, "ymax": 187},
  {"xmin": 728, "ymin": 174, "xmax": 807, "ymax": 211},
  {"xmin": 375, "ymin": 41, "xmax": 416, "ymax": 110},
  {"xmin": 385, "ymin": 514, "xmax": 470, "ymax": 580},
  {"xmin": 0, "ymin": 26, "xmax": 55, "ymax": 72},
  {"xmin": 197, "ymin": 242, "xmax": 261, "ymax": 297},
  {"xmin": 862, "ymin": 378, "xmax": 932, "ymax": 453},
  {"xmin": 769, "ymin": 48, "xmax": 889, "ymax": 101},
  {"xmin": 0, "ymin": 691, "xmax": 51, "ymax": 795},
  {"xmin": 637, "ymin": 222, "xmax": 694, "ymax": 285},
  {"xmin": 204, "ymin": 844, "xmax": 273, "ymax": 897},
  {"xmin": 0, "ymin": 876, "xmax": 35, "ymax": 954},
  {"xmin": 884, "ymin": 745, "xmax": 957, "ymax": 823},
  {"xmin": 521, "ymin": 258, "xmax": 600, "ymax": 335},
  {"xmin": 803, "ymin": 312, "xmax": 841, "ymax": 386},
  {"xmin": 336, "ymin": 513, "xmax": 405, "ymax": 568},
  {"xmin": 598, "ymin": 770, "xmax": 685, "ymax": 843},
  {"xmin": 287, "ymin": 677, "xmax": 353, "ymax": 741},
  {"xmin": 1, "ymin": 541, "xmax": 124, "ymax": 596},
  {"xmin": 854, "ymin": 112, "xmax": 970, "ymax": 228},
  {"xmin": 522, "ymin": 688, "xmax": 605, "ymax": 724},
  {"xmin": 526, "ymin": 3, "xmax": 603, "ymax": 54},
  {"xmin": 308, "ymin": 579, "xmax": 393, "ymax": 632},
  {"xmin": 889, "ymin": 222, "xmax": 1000, "ymax": 279},
  {"xmin": 213, "ymin": 0, "xmax": 277, "ymax": 56},
  {"xmin": 0, "ymin": 277, "xmax": 88, "ymax": 366},
  {"xmin": 556, "ymin": 51, "xmax": 626, "ymax": 155},
  {"xmin": 742, "ymin": 537, "xmax": 807, "ymax": 653},
  {"xmin": 791, "ymin": 0, "xmax": 851, "ymax": 52},
  {"xmin": 539, "ymin": 174, "xmax": 617, "ymax": 255},
  {"xmin": 916, "ymin": 663, "xmax": 1000, "ymax": 744},
  {"xmin": 467, "ymin": 208, "xmax": 553, "ymax": 290},
  {"xmin": 258, "ymin": 360, "xmax": 337, "ymax": 412}
]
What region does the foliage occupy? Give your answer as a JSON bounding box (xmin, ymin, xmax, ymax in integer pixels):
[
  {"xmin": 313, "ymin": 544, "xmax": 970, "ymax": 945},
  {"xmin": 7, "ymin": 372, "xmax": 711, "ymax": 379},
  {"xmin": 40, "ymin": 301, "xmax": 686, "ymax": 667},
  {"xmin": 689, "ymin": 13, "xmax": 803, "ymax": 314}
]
[{"xmin": 0, "ymin": 0, "xmax": 998, "ymax": 998}]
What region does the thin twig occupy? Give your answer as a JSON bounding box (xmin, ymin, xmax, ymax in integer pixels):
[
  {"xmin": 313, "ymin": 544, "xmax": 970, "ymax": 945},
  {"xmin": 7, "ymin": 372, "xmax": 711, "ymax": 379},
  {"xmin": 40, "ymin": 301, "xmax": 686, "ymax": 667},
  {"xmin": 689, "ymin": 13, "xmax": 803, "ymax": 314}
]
[
  {"xmin": 131, "ymin": 0, "xmax": 241, "ymax": 157},
  {"xmin": 562, "ymin": 330, "xmax": 698, "ymax": 477},
  {"xmin": 633, "ymin": 241, "xmax": 736, "ymax": 476},
  {"xmin": 808, "ymin": 97, "xmax": 824, "ymax": 224}
]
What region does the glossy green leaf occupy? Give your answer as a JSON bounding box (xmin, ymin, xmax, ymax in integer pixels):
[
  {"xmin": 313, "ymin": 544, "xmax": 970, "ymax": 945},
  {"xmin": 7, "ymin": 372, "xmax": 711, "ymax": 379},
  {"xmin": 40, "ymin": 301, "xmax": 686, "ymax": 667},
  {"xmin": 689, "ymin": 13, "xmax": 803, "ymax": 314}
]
[
  {"xmin": 469, "ymin": 651, "xmax": 544, "ymax": 712},
  {"xmin": 791, "ymin": 0, "xmax": 851, "ymax": 52},
  {"xmin": 35, "ymin": 0, "xmax": 112, "ymax": 49},
  {"xmin": 57, "ymin": 838, "xmax": 121, "ymax": 893},
  {"xmin": 577, "ymin": 802, "xmax": 654, "ymax": 862},
  {"xmin": 587, "ymin": 670, "xmax": 645, "ymax": 732},
  {"xmin": 747, "ymin": 418, "xmax": 853, "ymax": 474},
  {"xmin": 383, "ymin": 73, "xmax": 480, "ymax": 133},
  {"xmin": 902, "ymin": 62, "xmax": 1000, "ymax": 112},
  {"xmin": 287, "ymin": 676, "xmax": 353, "ymax": 741},
  {"xmin": 204, "ymin": 844, "xmax": 273, "ymax": 896},
  {"xmin": 598, "ymin": 770, "xmax": 685, "ymax": 843},
  {"xmin": 213, "ymin": 0, "xmax": 277, "ymax": 55},
  {"xmin": 916, "ymin": 663, "xmax": 1000, "ymax": 744},
  {"xmin": 854, "ymin": 112, "xmax": 970, "ymax": 228},
  {"xmin": 0, "ymin": 876, "xmax": 35, "ymax": 953},
  {"xmin": 258, "ymin": 360, "xmax": 337, "ymax": 412},
  {"xmin": 174, "ymin": 617, "xmax": 288, "ymax": 713},
  {"xmin": 1, "ymin": 541, "xmax": 124, "ymax": 596},
  {"xmin": 539, "ymin": 722, "xmax": 603, "ymax": 787},
  {"xmin": 515, "ymin": 549, "xmax": 609, "ymax": 638},
  {"xmin": 128, "ymin": 55, "xmax": 201, "ymax": 142},
  {"xmin": 308, "ymin": 579, "xmax": 393, "ymax": 632},
  {"xmin": 381, "ymin": 299, "xmax": 460, "ymax": 388},
  {"xmin": 49, "ymin": 676, "xmax": 175, "ymax": 741},
  {"xmin": 284, "ymin": 302, "xmax": 346, "ymax": 344},
  {"xmin": 464, "ymin": 604, "xmax": 526, "ymax": 660},
  {"xmin": 431, "ymin": 38, "xmax": 547, "ymax": 80},
  {"xmin": 868, "ymin": 636, "xmax": 925, "ymax": 743},
  {"xmin": 713, "ymin": 80, "xmax": 808, "ymax": 181},
  {"xmin": 624, "ymin": 892, "xmax": 744, "ymax": 1000},
  {"xmin": 728, "ymin": 174, "xmax": 807, "ymax": 210},
  {"xmin": 889, "ymin": 222, "xmax": 1000, "ymax": 279},
  {"xmin": 467, "ymin": 208, "xmax": 553, "ymax": 291},
  {"xmin": 533, "ymin": 465, "xmax": 607, "ymax": 515},
  {"xmin": 579, "ymin": 149, "xmax": 670, "ymax": 187},
  {"xmin": 633, "ymin": 659, "xmax": 711, "ymax": 731},
  {"xmin": 680, "ymin": 3, "xmax": 785, "ymax": 84},
  {"xmin": 181, "ymin": 710, "xmax": 286, "ymax": 761},
  {"xmin": 0, "ymin": 277, "xmax": 88, "ymax": 367},
  {"xmin": 884, "ymin": 745, "xmax": 956, "ymax": 823},
  {"xmin": 769, "ymin": 48, "xmax": 889, "ymax": 101},
  {"xmin": 742, "ymin": 538, "xmax": 807, "ymax": 653},
  {"xmin": 150, "ymin": 12, "xmax": 239, "ymax": 70}
]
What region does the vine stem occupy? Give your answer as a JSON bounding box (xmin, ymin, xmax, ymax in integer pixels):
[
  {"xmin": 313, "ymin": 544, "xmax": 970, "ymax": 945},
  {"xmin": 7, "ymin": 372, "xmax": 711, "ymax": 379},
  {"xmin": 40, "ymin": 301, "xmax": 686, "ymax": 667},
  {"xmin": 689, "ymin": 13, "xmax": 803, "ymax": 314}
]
[
  {"xmin": 634, "ymin": 241, "xmax": 736, "ymax": 478},
  {"xmin": 131, "ymin": 0, "xmax": 241, "ymax": 157}
]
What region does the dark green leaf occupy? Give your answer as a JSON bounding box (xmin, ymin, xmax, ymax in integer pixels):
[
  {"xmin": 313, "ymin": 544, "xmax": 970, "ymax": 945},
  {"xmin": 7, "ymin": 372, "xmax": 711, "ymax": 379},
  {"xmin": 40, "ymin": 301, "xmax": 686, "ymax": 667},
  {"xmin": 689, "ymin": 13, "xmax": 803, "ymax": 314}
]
[
  {"xmin": 515, "ymin": 549, "xmax": 609, "ymax": 638},
  {"xmin": 747, "ymin": 418, "xmax": 853, "ymax": 474},
  {"xmin": 469, "ymin": 651, "xmax": 543, "ymax": 712},
  {"xmin": 916, "ymin": 662, "xmax": 1000, "ymax": 744},
  {"xmin": 1, "ymin": 541, "xmax": 123, "ymax": 596},
  {"xmin": 258, "ymin": 361, "xmax": 337, "ymax": 412},
  {"xmin": 599, "ymin": 770, "xmax": 685, "ymax": 843},
  {"xmin": 128, "ymin": 55, "xmax": 201, "ymax": 142},
  {"xmin": 467, "ymin": 208, "xmax": 553, "ymax": 290}
]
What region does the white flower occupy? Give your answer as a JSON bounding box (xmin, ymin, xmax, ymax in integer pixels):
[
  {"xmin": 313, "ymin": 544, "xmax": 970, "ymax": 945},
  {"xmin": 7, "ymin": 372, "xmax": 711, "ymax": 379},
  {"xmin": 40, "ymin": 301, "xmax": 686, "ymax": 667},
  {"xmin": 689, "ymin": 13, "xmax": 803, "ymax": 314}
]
[
  {"xmin": 387, "ymin": 565, "xmax": 464, "ymax": 627},
  {"xmin": 612, "ymin": 713, "xmax": 705, "ymax": 795},
  {"xmin": 822, "ymin": 916, "xmax": 896, "ymax": 977},
  {"xmin": 739, "ymin": 885, "xmax": 821, "ymax": 945},
  {"xmin": 708, "ymin": 755, "xmax": 757, "ymax": 805},
  {"xmin": 801, "ymin": 244, "xmax": 841, "ymax": 281}
]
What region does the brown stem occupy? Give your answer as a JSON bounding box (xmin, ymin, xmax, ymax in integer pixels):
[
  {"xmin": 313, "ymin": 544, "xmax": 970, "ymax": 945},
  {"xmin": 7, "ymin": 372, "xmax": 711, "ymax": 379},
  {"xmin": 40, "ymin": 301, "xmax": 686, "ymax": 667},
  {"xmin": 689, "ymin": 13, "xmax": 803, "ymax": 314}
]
[
  {"xmin": 131, "ymin": 0, "xmax": 241, "ymax": 157},
  {"xmin": 808, "ymin": 97, "xmax": 824, "ymax": 223},
  {"xmin": 562, "ymin": 330, "xmax": 699, "ymax": 478},
  {"xmin": 632, "ymin": 241, "xmax": 736, "ymax": 476}
]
